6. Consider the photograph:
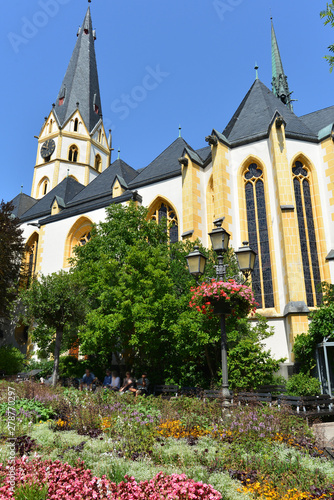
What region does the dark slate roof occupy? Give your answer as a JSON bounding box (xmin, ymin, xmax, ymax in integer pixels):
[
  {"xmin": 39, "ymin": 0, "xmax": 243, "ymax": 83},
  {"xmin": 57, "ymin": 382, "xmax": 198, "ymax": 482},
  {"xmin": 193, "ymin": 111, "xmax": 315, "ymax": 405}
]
[
  {"xmin": 11, "ymin": 193, "xmax": 37, "ymax": 218},
  {"xmin": 53, "ymin": 7, "xmax": 102, "ymax": 134},
  {"xmin": 40, "ymin": 190, "xmax": 142, "ymax": 226},
  {"xmin": 20, "ymin": 177, "xmax": 85, "ymax": 222},
  {"xmin": 222, "ymin": 79, "xmax": 317, "ymax": 146},
  {"xmin": 67, "ymin": 158, "xmax": 138, "ymax": 206},
  {"xmin": 196, "ymin": 146, "xmax": 211, "ymax": 164},
  {"xmin": 300, "ymin": 106, "xmax": 334, "ymax": 135},
  {"xmin": 129, "ymin": 137, "xmax": 193, "ymax": 188}
]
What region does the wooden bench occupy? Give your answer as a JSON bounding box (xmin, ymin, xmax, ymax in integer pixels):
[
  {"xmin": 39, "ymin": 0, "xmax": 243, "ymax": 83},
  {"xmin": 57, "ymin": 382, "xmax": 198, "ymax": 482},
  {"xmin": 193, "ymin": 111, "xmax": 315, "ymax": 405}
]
[
  {"xmin": 202, "ymin": 389, "xmax": 233, "ymax": 404},
  {"xmin": 153, "ymin": 385, "xmax": 179, "ymax": 398},
  {"xmin": 257, "ymin": 384, "xmax": 286, "ymax": 394},
  {"xmin": 237, "ymin": 392, "xmax": 272, "ymax": 406},
  {"xmin": 278, "ymin": 394, "xmax": 334, "ymax": 420},
  {"xmin": 179, "ymin": 386, "xmax": 201, "ymax": 397}
]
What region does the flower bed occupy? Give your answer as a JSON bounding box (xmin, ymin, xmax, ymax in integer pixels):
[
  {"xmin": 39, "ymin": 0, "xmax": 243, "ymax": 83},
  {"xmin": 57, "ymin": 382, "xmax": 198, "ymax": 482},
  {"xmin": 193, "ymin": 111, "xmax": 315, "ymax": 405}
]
[
  {"xmin": 189, "ymin": 279, "xmax": 258, "ymax": 317},
  {"xmin": 0, "ymin": 459, "xmax": 222, "ymax": 500}
]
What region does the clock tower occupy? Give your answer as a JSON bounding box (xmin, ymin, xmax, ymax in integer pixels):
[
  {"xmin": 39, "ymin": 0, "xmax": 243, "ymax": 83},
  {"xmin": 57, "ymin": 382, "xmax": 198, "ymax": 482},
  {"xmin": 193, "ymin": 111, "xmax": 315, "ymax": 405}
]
[{"xmin": 31, "ymin": 6, "xmax": 111, "ymax": 199}]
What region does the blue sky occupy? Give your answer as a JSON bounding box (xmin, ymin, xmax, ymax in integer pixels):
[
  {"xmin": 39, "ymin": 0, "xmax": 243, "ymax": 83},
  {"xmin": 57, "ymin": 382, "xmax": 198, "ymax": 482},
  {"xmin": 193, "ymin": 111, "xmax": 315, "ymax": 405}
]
[{"xmin": 1, "ymin": 0, "xmax": 333, "ymax": 202}]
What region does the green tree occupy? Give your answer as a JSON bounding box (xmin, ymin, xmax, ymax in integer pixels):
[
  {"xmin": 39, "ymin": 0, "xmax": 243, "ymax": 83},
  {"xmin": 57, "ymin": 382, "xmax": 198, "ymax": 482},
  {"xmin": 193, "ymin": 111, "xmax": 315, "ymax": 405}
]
[
  {"xmin": 321, "ymin": 2, "xmax": 334, "ymax": 71},
  {"xmin": 73, "ymin": 202, "xmax": 281, "ymax": 388},
  {"xmin": 20, "ymin": 270, "xmax": 88, "ymax": 386},
  {"xmin": 0, "ymin": 200, "xmax": 25, "ymax": 317},
  {"xmin": 293, "ymin": 282, "xmax": 334, "ymax": 373}
]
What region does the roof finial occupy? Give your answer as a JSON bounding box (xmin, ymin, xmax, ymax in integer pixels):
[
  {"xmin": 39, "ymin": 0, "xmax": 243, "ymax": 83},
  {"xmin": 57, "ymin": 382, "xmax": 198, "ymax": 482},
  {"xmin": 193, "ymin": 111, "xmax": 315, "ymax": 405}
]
[
  {"xmin": 20, "ymin": 185, "xmax": 23, "ymax": 194},
  {"xmin": 179, "ymin": 125, "xmax": 182, "ymax": 138},
  {"xmin": 117, "ymin": 148, "xmax": 120, "ymax": 160},
  {"xmin": 67, "ymin": 169, "xmax": 70, "ymax": 177},
  {"xmin": 254, "ymin": 62, "xmax": 259, "ymax": 80}
]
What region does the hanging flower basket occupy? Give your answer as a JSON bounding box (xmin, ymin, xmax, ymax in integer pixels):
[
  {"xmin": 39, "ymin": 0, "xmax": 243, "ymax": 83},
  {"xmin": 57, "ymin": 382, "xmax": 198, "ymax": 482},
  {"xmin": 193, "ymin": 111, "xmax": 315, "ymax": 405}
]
[{"xmin": 189, "ymin": 279, "xmax": 258, "ymax": 317}]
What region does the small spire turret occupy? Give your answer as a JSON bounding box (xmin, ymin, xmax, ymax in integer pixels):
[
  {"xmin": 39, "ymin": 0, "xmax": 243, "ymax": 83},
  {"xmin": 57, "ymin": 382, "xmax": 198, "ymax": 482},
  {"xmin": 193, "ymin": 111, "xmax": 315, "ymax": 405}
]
[{"xmin": 271, "ymin": 18, "xmax": 294, "ymax": 111}]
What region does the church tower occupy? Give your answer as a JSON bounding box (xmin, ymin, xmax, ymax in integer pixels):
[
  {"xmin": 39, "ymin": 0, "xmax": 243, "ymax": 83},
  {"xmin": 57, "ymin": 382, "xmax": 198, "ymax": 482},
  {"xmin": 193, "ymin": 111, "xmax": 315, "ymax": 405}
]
[
  {"xmin": 271, "ymin": 18, "xmax": 294, "ymax": 111},
  {"xmin": 31, "ymin": 6, "xmax": 111, "ymax": 199}
]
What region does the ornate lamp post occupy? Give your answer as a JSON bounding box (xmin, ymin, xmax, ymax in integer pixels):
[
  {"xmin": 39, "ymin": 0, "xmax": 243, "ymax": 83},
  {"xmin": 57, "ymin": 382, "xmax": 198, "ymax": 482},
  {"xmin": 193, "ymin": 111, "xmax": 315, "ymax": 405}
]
[{"xmin": 186, "ymin": 218, "xmax": 257, "ymax": 406}]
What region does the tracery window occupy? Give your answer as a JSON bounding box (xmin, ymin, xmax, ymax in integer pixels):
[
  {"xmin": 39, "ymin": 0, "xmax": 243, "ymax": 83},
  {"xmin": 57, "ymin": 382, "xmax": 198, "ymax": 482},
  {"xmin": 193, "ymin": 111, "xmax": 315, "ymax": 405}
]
[
  {"xmin": 78, "ymin": 232, "xmax": 91, "ymax": 246},
  {"xmin": 151, "ymin": 202, "xmax": 178, "ymax": 244},
  {"xmin": 68, "ymin": 145, "xmax": 78, "ymax": 162},
  {"xmin": 244, "ymin": 163, "xmax": 274, "ymax": 309},
  {"xmin": 292, "ymin": 161, "xmax": 322, "ymax": 306},
  {"xmin": 63, "ymin": 217, "xmax": 92, "ymax": 267}
]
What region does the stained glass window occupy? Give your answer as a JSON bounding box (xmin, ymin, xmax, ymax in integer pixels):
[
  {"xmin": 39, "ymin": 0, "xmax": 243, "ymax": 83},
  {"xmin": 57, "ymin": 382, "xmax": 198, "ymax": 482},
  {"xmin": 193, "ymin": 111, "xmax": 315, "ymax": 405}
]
[
  {"xmin": 151, "ymin": 202, "xmax": 178, "ymax": 244},
  {"xmin": 244, "ymin": 163, "xmax": 274, "ymax": 309},
  {"xmin": 292, "ymin": 161, "xmax": 322, "ymax": 306}
]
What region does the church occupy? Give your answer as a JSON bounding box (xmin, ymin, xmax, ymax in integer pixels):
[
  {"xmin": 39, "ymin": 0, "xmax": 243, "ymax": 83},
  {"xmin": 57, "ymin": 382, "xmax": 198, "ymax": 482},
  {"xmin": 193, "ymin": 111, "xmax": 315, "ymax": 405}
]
[{"xmin": 8, "ymin": 6, "xmax": 334, "ymax": 375}]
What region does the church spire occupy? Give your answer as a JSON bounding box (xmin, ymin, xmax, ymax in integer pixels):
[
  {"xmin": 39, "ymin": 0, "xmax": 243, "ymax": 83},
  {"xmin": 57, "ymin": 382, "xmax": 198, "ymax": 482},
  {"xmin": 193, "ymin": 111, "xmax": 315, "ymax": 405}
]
[
  {"xmin": 271, "ymin": 18, "xmax": 294, "ymax": 111},
  {"xmin": 53, "ymin": 6, "xmax": 102, "ymax": 133}
]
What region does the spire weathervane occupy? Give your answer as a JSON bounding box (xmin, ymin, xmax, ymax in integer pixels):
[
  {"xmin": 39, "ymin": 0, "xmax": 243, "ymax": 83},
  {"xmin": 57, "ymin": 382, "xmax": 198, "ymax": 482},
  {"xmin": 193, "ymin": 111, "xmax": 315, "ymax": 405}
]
[{"xmin": 254, "ymin": 62, "xmax": 259, "ymax": 80}]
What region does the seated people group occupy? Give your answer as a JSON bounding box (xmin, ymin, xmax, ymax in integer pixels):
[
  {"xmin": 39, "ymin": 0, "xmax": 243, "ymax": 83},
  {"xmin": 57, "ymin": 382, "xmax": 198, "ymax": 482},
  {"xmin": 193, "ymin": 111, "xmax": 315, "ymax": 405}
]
[{"xmin": 80, "ymin": 369, "xmax": 149, "ymax": 395}]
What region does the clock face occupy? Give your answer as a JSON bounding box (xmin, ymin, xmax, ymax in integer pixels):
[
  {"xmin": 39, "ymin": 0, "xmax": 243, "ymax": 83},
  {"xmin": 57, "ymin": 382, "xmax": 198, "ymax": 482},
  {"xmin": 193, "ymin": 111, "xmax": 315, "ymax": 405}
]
[{"xmin": 41, "ymin": 139, "xmax": 56, "ymax": 159}]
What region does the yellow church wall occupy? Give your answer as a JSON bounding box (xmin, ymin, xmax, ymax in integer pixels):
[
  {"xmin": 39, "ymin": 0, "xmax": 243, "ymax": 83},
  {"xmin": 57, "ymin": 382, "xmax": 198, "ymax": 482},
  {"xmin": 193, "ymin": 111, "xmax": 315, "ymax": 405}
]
[
  {"xmin": 269, "ymin": 121, "xmax": 306, "ymax": 308},
  {"xmin": 35, "ymin": 225, "xmax": 46, "ymax": 275},
  {"xmin": 322, "ymin": 138, "xmax": 334, "ymax": 221},
  {"xmin": 181, "ymin": 155, "xmax": 202, "ymax": 240},
  {"xmin": 210, "ymin": 142, "xmax": 232, "ymax": 237}
]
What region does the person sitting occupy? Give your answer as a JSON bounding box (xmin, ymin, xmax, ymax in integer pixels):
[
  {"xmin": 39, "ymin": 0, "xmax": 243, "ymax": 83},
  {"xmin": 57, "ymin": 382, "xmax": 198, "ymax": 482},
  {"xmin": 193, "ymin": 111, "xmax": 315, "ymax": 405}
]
[
  {"xmin": 135, "ymin": 373, "xmax": 150, "ymax": 396},
  {"xmin": 110, "ymin": 371, "xmax": 120, "ymax": 391},
  {"xmin": 119, "ymin": 371, "xmax": 135, "ymax": 393},
  {"xmin": 102, "ymin": 369, "xmax": 112, "ymax": 389},
  {"xmin": 80, "ymin": 369, "xmax": 96, "ymax": 391}
]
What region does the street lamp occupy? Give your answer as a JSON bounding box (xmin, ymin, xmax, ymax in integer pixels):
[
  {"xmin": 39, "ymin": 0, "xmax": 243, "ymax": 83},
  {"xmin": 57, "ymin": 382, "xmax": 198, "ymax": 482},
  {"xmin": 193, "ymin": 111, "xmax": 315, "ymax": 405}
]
[
  {"xmin": 186, "ymin": 218, "xmax": 257, "ymax": 406},
  {"xmin": 186, "ymin": 246, "xmax": 207, "ymax": 278}
]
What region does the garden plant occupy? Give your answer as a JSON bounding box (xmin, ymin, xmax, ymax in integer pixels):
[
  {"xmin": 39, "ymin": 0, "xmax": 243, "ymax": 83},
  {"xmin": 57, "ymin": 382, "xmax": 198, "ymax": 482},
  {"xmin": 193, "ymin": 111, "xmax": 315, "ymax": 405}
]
[{"xmin": 1, "ymin": 380, "xmax": 334, "ymax": 499}]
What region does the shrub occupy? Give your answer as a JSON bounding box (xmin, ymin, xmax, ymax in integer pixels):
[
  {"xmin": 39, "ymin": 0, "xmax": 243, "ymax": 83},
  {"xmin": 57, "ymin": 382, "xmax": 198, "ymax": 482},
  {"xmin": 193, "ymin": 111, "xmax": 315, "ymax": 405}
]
[
  {"xmin": 286, "ymin": 373, "xmax": 321, "ymax": 396},
  {"xmin": 0, "ymin": 344, "xmax": 25, "ymax": 375}
]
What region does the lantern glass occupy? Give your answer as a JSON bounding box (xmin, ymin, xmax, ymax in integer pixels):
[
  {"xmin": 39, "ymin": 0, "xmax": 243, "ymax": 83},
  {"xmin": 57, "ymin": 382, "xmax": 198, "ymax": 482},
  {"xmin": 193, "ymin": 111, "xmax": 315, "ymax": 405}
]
[
  {"xmin": 209, "ymin": 226, "xmax": 230, "ymax": 254},
  {"xmin": 186, "ymin": 246, "xmax": 207, "ymax": 277},
  {"xmin": 235, "ymin": 242, "xmax": 257, "ymax": 276}
]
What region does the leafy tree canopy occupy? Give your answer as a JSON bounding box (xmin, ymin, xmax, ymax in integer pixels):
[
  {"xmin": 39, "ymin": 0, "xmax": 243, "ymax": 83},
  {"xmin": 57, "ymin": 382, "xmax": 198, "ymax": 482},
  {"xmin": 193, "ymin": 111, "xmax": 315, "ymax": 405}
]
[
  {"xmin": 20, "ymin": 270, "xmax": 88, "ymax": 385},
  {"xmin": 0, "ymin": 200, "xmax": 24, "ymax": 317},
  {"xmin": 321, "ymin": 2, "xmax": 334, "ymax": 71},
  {"xmin": 72, "ymin": 202, "xmax": 281, "ymax": 389},
  {"xmin": 293, "ymin": 282, "xmax": 334, "ymax": 373}
]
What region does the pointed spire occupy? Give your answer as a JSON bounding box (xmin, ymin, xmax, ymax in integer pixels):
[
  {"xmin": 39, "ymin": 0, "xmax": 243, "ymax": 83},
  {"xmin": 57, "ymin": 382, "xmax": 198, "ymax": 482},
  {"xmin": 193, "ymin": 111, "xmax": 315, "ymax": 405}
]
[
  {"xmin": 178, "ymin": 125, "xmax": 182, "ymax": 138},
  {"xmin": 271, "ymin": 18, "xmax": 294, "ymax": 111},
  {"xmin": 53, "ymin": 6, "xmax": 102, "ymax": 133},
  {"xmin": 117, "ymin": 148, "xmax": 120, "ymax": 160}
]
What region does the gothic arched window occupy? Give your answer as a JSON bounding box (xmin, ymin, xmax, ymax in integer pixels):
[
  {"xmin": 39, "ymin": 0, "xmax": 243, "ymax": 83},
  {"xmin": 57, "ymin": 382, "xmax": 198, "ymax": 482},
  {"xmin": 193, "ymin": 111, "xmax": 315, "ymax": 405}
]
[
  {"xmin": 25, "ymin": 233, "xmax": 39, "ymax": 285},
  {"xmin": 94, "ymin": 154, "xmax": 102, "ymax": 172},
  {"xmin": 150, "ymin": 201, "xmax": 178, "ymax": 244},
  {"xmin": 292, "ymin": 161, "xmax": 322, "ymax": 306},
  {"xmin": 68, "ymin": 145, "xmax": 78, "ymax": 162},
  {"xmin": 244, "ymin": 163, "xmax": 274, "ymax": 309},
  {"xmin": 74, "ymin": 118, "xmax": 79, "ymax": 132},
  {"xmin": 63, "ymin": 217, "xmax": 93, "ymax": 267}
]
